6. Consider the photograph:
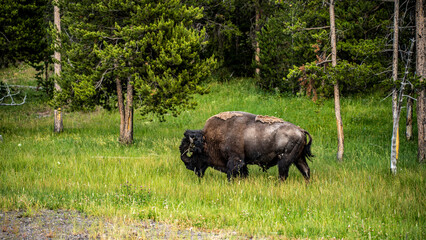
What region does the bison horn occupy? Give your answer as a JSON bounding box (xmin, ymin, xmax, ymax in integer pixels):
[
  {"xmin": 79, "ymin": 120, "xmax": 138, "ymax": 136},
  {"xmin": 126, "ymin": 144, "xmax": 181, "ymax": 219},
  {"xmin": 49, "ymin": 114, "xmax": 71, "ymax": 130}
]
[{"xmin": 189, "ymin": 137, "xmax": 194, "ymax": 144}]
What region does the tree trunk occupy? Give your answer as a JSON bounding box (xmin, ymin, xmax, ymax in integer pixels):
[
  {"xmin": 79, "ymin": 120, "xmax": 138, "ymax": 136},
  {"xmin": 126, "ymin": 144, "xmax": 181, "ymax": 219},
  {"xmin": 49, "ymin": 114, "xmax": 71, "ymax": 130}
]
[
  {"xmin": 123, "ymin": 76, "xmax": 134, "ymax": 144},
  {"xmin": 54, "ymin": 5, "xmax": 61, "ymax": 90},
  {"xmin": 419, "ymin": 90, "xmax": 426, "ymax": 162},
  {"xmin": 54, "ymin": 108, "xmax": 63, "ymax": 133},
  {"xmin": 406, "ymin": 96, "xmax": 413, "ymax": 140},
  {"xmin": 255, "ymin": 1, "xmax": 261, "ymax": 76},
  {"xmin": 53, "ymin": 2, "xmax": 63, "ymax": 133},
  {"xmin": 330, "ymin": 0, "xmax": 344, "ymax": 161},
  {"xmin": 390, "ymin": 0, "xmax": 399, "ymax": 174},
  {"xmin": 416, "ymin": 0, "xmax": 426, "ymax": 163},
  {"xmin": 116, "ymin": 72, "xmax": 134, "ymax": 145}
]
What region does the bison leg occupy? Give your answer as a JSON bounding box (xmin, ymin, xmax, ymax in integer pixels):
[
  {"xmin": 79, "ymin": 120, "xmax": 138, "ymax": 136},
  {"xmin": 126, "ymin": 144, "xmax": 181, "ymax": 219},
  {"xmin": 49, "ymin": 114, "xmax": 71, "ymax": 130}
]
[
  {"xmin": 239, "ymin": 165, "xmax": 249, "ymax": 178},
  {"xmin": 294, "ymin": 158, "xmax": 310, "ymax": 182},
  {"xmin": 278, "ymin": 160, "xmax": 291, "ymax": 180},
  {"xmin": 194, "ymin": 164, "xmax": 208, "ymax": 178},
  {"xmin": 226, "ymin": 157, "xmax": 245, "ymax": 181},
  {"xmin": 277, "ymin": 153, "xmax": 292, "ymax": 180}
]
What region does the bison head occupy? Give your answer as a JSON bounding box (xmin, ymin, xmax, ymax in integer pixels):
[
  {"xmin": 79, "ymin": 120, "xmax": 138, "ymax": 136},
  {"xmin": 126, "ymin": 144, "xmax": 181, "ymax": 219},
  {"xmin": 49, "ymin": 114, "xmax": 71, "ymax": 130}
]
[{"xmin": 179, "ymin": 130, "xmax": 208, "ymax": 177}]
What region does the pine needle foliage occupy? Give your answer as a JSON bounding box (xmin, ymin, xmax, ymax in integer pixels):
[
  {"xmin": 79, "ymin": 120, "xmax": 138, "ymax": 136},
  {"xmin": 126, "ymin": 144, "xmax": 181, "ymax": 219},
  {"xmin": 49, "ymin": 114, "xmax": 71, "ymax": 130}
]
[
  {"xmin": 0, "ymin": 0, "xmax": 50, "ymax": 67},
  {"xmin": 55, "ymin": 0, "xmax": 216, "ymax": 119},
  {"xmin": 257, "ymin": 0, "xmax": 396, "ymax": 95}
]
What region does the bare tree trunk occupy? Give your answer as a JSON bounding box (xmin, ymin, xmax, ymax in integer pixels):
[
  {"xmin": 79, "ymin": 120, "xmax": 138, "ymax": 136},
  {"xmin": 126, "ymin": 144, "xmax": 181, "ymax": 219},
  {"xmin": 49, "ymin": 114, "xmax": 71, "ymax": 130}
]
[
  {"xmin": 330, "ymin": 0, "xmax": 344, "ymax": 161},
  {"xmin": 390, "ymin": 0, "xmax": 399, "ymax": 174},
  {"xmin": 406, "ymin": 96, "xmax": 413, "ymax": 140},
  {"xmin": 419, "ymin": 90, "xmax": 426, "ymax": 162},
  {"xmin": 115, "ymin": 70, "xmax": 134, "ymax": 144},
  {"xmin": 54, "ymin": 108, "xmax": 63, "ymax": 132},
  {"xmin": 53, "ymin": 2, "xmax": 63, "ymax": 133},
  {"xmin": 417, "ymin": 0, "xmax": 426, "ymax": 163},
  {"xmin": 255, "ymin": 1, "xmax": 261, "ymax": 76},
  {"xmin": 116, "ymin": 72, "xmax": 125, "ymax": 141},
  {"xmin": 54, "ymin": 4, "xmax": 61, "ymax": 91},
  {"xmin": 123, "ymin": 77, "xmax": 134, "ymax": 144}
]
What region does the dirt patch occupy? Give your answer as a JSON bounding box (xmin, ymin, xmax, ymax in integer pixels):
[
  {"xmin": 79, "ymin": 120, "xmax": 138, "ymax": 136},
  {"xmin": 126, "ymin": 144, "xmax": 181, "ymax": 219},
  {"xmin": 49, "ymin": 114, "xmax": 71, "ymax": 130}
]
[{"xmin": 0, "ymin": 210, "xmax": 238, "ymax": 239}]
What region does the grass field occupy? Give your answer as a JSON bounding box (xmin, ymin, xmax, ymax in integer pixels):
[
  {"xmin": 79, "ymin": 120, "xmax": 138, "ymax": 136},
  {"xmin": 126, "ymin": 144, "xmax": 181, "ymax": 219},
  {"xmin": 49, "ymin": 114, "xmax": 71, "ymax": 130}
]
[{"xmin": 0, "ymin": 68, "xmax": 425, "ymax": 239}]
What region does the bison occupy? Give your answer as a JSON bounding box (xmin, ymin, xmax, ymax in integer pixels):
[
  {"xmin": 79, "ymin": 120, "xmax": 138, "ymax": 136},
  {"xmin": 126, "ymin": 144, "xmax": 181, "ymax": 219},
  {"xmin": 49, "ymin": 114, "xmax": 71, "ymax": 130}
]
[{"xmin": 179, "ymin": 111, "xmax": 313, "ymax": 182}]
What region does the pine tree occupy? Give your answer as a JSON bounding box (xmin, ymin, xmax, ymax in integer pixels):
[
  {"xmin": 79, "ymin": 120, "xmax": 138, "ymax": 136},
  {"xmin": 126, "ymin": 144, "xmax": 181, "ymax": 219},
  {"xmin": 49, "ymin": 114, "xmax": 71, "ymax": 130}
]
[
  {"xmin": 0, "ymin": 0, "xmax": 50, "ymax": 67},
  {"xmin": 265, "ymin": 0, "xmax": 394, "ymax": 95},
  {"xmin": 57, "ymin": 0, "xmax": 216, "ymax": 144}
]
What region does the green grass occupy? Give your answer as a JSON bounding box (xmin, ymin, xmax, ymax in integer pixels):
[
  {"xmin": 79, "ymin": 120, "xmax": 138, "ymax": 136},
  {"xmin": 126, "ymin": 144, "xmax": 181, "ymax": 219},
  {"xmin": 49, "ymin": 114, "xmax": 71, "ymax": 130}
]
[
  {"xmin": 0, "ymin": 74, "xmax": 424, "ymax": 239},
  {"xmin": 0, "ymin": 63, "xmax": 38, "ymax": 86}
]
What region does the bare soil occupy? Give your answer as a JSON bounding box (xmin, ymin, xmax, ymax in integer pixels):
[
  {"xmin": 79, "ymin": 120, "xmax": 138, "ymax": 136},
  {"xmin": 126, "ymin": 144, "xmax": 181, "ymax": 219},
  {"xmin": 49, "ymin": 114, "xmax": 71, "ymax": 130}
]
[{"xmin": 0, "ymin": 210, "xmax": 238, "ymax": 239}]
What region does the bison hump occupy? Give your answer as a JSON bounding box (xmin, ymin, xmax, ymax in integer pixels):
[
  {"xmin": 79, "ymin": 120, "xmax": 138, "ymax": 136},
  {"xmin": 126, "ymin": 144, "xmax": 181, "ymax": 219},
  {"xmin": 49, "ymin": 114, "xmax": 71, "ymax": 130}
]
[
  {"xmin": 209, "ymin": 111, "xmax": 244, "ymax": 121},
  {"xmin": 255, "ymin": 115, "xmax": 284, "ymax": 124}
]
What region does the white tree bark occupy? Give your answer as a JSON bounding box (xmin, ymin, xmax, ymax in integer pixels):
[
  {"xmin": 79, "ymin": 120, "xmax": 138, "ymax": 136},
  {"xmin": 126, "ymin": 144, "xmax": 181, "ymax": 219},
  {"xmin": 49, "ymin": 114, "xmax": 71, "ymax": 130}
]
[
  {"xmin": 54, "ymin": 4, "xmax": 61, "ymax": 84},
  {"xmin": 390, "ymin": 0, "xmax": 399, "ymax": 174},
  {"xmin": 53, "ymin": 1, "xmax": 63, "ymax": 133},
  {"xmin": 0, "ymin": 84, "xmax": 27, "ymax": 106},
  {"xmin": 330, "ymin": 0, "xmax": 344, "ymax": 161},
  {"xmin": 406, "ymin": 97, "xmax": 413, "ymax": 140},
  {"xmin": 255, "ymin": 1, "xmax": 261, "ymax": 76}
]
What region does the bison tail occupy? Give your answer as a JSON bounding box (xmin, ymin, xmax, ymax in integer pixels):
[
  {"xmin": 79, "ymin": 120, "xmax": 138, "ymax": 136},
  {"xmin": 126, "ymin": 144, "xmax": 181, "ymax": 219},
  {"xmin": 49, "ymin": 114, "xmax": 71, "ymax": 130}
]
[{"xmin": 303, "ymin": 131, "xmax": 314, "ymax": 161}]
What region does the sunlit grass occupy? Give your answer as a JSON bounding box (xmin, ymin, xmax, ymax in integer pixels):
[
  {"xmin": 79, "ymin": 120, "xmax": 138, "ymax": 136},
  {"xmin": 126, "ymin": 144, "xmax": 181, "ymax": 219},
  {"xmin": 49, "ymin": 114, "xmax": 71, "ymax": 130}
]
[
  {"xmin": 0, "ymin": 76, "xmax": 424, "ymax": 239},
  {"xmin": 0, "ymin": 64, "xmax": 38, "ymax": 86}
]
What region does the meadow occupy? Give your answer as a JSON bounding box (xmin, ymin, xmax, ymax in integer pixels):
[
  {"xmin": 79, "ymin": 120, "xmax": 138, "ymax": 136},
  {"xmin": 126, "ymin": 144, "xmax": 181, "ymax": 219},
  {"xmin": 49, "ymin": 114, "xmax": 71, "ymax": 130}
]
[{"xmin": 0, "ymin": 68, "xmax": 425, "ymax": 238}]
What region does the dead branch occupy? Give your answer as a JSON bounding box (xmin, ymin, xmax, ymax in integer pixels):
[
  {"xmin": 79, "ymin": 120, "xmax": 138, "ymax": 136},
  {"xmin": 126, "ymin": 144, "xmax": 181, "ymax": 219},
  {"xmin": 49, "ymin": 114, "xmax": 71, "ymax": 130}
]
[
  {"xmin": 303, "ymin": 26, "xmax": 330, "ymax": 31},
  {"xmin": 0, "ymin": 83, "xmax": 27, "ymax": 106},
  {"xmin": 9, "ymin": 85, "xmax": 41, "ymax": 89}
]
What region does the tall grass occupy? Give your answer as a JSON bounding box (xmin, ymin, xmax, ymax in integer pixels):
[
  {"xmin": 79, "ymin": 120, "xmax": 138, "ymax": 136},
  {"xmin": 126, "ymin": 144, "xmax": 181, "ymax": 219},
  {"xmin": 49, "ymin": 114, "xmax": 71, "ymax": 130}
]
[{"xmin": 0, "ymin": 77, "xmax": 424, "ymax": 239}]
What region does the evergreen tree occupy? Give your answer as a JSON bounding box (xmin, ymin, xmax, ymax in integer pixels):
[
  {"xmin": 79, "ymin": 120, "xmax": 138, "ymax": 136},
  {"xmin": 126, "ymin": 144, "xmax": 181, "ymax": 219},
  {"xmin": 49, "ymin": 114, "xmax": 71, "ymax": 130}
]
[
  {"xmin": 183, "ymin": 0, "xmax": 261, "ymax": 77},
  {"xmin": 0, "ymin": 0, "xmax": 54, "ymax": 97},
  {"xmin": 0, "ymin": 0, "xmax": 51, "ymax": 67},
  {"xmin": 255, "ymin": 1, "xmax": 297, "ymax": 91},
  {"xmin": 259, "ymin": 0, "xmax": 395, "ymax": 96},
  {"xmin": 56, "ymin": 0, "xmax": 216, "ymax": 144}
]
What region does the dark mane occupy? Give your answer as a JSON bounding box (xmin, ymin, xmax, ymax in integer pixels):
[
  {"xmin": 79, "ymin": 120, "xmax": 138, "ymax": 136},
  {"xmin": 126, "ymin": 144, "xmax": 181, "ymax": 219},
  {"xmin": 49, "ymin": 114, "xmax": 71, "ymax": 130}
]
[
  {"xmin": 179, "ymin": 130, "xmax": 208, "ymax": 177},
  {"xmin": 179, "ymin": 135, "xmax": 191, "ymax": 157}
]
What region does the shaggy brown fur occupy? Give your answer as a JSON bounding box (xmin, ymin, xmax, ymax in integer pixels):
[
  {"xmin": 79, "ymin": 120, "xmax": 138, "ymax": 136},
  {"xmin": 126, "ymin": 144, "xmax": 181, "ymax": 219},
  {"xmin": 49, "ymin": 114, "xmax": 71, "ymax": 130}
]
[
  {"xmin": 180, "ymin": 112, "xmax": 313, "ymax": 181},
  {"xmin": 255, "ymin": 115, "xmax": 284, "ymax": 124},
  {"xmin": 209, "ymin": 111, "xmax": 244, "ymax": 121}
]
